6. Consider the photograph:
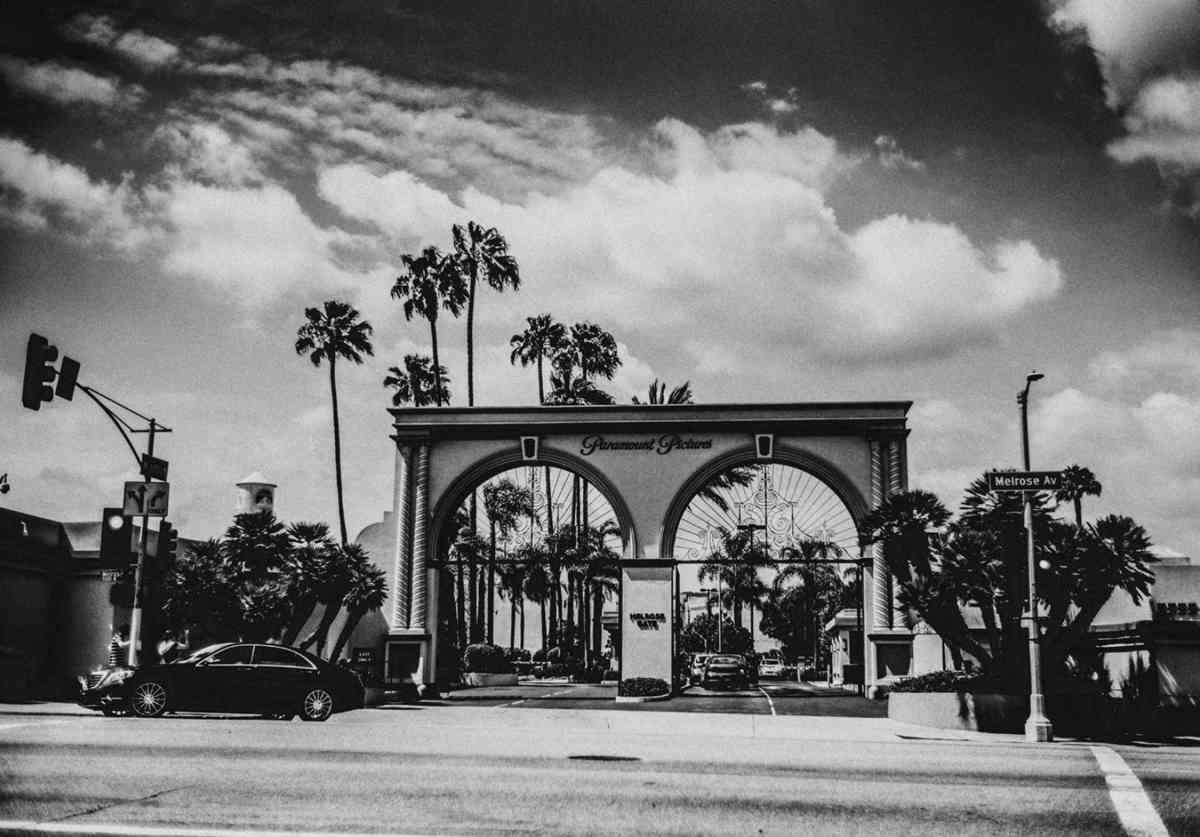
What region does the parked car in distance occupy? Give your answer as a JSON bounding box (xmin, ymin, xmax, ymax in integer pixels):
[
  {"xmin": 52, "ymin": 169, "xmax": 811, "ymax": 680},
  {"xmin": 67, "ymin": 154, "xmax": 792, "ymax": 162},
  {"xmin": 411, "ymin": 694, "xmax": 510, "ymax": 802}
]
[
  {"xmin": 701, "ymin": 654, "xmax": 750, "ymax": 690},
  {"xmin": 689, "ymin": 653, "xmax": 713, "ymax": 685},
  {"xmin": 78, "ymin": 642, "xmax": 365, "ymax": 722},
  {"xmin": 758, "ymin": 657, "xmax": 785, "ymax": 678}
]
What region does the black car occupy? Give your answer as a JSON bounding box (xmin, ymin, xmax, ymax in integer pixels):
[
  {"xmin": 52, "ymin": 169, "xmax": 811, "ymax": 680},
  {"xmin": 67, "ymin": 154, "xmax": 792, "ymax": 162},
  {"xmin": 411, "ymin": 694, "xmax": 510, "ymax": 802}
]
[{"xmin": 79, "ymin": 642, "xmax": 365, "ymax": 722}]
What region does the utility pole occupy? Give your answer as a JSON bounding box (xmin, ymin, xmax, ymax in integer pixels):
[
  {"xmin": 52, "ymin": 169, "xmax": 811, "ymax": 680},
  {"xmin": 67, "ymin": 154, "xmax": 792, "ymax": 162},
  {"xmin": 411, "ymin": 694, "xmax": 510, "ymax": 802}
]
[{"xmin": 1019, "ymin": 372, "xmax": 1053, "ymax": 743}]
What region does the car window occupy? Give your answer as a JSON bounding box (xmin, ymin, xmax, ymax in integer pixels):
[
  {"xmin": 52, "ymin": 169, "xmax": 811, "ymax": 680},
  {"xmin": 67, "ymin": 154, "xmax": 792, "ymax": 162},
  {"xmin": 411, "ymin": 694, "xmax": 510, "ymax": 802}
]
[
  {"xmin": 206, "ymin": 645, "xmax": 253, "ymax": 665},
  {"xmin": 253, "ymin": 645, "xmax": 313, "ymax": 669},
  {"xmin": 709, "ymin": 656, "xmax": 743, "ymax": 665}
]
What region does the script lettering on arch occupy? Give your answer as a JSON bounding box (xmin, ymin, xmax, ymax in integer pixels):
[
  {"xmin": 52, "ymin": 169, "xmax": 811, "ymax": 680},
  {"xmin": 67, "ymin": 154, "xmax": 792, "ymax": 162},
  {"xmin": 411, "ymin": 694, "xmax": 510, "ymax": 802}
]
[{"xmin": 580, "ymin": 434, "xmax": 713, "ymax": 456}]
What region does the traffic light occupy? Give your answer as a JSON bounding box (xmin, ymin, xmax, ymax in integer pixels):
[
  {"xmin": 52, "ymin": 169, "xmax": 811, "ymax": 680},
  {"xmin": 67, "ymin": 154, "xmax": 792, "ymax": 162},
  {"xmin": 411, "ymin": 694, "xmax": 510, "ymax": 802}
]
[
  {"xmin": 21, "ymin": 333, "xmax": 80, "ymax": 409},
  {"xmin": 22, "ymin": 334, "xmax": 58, "ymax": 410},
  {"xmin": 99, "ymin": 507, "xmax": 133, "ymax": 570},
  {"xmin": 56, "ymin": 355, "xmax": 80, "ymax": 400},
  {"xmin": 157, "ymin": 520, "xmax": 178, "ymax": 563}
]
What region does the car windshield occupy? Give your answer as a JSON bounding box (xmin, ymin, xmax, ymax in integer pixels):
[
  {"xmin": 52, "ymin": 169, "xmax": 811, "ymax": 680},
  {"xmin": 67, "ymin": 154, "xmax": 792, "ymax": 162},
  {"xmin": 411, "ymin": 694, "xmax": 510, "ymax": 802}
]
[
  {"xmin": 174, "ymin": 643, "xmax": 228, "ymax": 664},
  {"xmin": 709, "ymin": 656, "xmax": 742, "ymax": 665}
]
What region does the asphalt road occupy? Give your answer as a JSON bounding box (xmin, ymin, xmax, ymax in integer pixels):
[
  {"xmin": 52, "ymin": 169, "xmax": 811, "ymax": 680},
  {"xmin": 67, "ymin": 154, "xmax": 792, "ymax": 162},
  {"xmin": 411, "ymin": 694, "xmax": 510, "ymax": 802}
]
[
  {"xmin": 442, "ymin": 678, "xmax": 890, "ymax": 717},
  {"xmin": 2, "ymin": 695, "xmax": 1196, "ymax": 836}
]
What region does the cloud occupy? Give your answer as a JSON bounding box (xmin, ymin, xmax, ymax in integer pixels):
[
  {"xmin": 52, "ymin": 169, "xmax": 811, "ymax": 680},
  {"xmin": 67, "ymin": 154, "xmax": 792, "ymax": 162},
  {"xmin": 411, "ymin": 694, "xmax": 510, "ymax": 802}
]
[
  {"xmin": 874, "ymin": 134, "xmax": 925, "ymax": 171},
  {"xmin": 153, "ymin": 179, "xmax": 365, "ymax": 307},
  {"xmin": 1048, "ymin": 1, "xmax": 1200, "ymax": 217},
  {"xmin": 0, "ymin": 137, "xmax": 148, "ymax": 248},
  {"xmin": 449, "ymin": 119, "xmax": 1061, "ymax": 365},
  {"xmin": 911, "ymin": 330, "xmax": 1200, "ymax": 551},
  {"xmin": 0, "ymin": 56, "xmax": 144, "ymax": 108},
  {"xmin": 63, "ymin": 14, "xmax": 179, "ymax": 69}
]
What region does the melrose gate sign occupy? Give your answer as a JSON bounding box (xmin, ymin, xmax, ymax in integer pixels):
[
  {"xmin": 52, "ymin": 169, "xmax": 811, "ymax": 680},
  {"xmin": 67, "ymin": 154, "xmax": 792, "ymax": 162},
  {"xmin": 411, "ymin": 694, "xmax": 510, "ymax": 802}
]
[{"xmin": 368, "ymin": 402, "xmax": 911, "ymax": 698}]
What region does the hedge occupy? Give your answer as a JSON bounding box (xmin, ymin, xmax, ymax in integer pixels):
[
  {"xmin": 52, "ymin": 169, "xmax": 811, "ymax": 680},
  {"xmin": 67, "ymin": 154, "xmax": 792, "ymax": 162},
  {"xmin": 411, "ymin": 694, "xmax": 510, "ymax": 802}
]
[{"xmin": 618, "ymin": 677, "xmax": 670, "ymax": 697}]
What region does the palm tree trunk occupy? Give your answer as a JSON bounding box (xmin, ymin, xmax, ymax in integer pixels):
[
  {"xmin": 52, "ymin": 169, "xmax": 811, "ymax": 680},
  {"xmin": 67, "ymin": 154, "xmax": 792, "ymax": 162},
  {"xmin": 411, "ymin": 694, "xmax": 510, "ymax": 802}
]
[
  {"xmin": 540, "ymin": 599, "xmax": 547, "ymax": 650},
  {"xmin": 328, "ymin": 359, "xmax": 348, "ymax": 546},
  {"xmin": 488, "ymin": 520, "xmax": 497, "ymax": 644},
  {"xmin": 299, "ymin": 599, "xmax": 341, "ymax": 658},
  {"xmin": 536, "ymin": 354, "xmax": 544, "ymax": 404},
  {"xmin": 281, "ymin": 595, "xmax": 318, "ymax": 646},
  {"xmin": 466, "ymin": 274, "xmax": 476, "ymax": 406},
  {"xmin": 520, "ymin": 597, "xmax": 526, "ymax": 649},
  {"xmin": 328, "ymin": 606, "xmax": 365, "ymax": 662},
  {"xmin": 455, "ymin": 565, "xmax": 466, "ymax": 649},
  {"xmin": 429, "ymin": 318, "xmax": 443, "ymax": 406},
  {"xmin": 509, "ymin": 592, "xmax": 517, "ymax": 650},
  {"xmin": 1074, "ymin": 497, "xmax": 1083, "ymax": 529},
  {"xmin": 468, "ymin": 560, "xmax": 479, "ymax": 643},
  {"xmin": 592, "ymin": 586, "xmax": 603, "ymax": 663}
]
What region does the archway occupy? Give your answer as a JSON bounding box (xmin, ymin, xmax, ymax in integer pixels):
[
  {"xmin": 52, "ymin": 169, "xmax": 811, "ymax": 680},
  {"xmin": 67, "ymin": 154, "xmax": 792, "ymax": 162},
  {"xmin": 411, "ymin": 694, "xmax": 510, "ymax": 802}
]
[
  {"xmin": 375, "ymin": 402, "xmax": 910, "ymax": 697},
  {"xmin": 432, "ymin": 462, "xmax": 625, "ymax": 679},
  {"xmin": 667, "ymin": 457, "xmax": 867, "ymax": 698}
]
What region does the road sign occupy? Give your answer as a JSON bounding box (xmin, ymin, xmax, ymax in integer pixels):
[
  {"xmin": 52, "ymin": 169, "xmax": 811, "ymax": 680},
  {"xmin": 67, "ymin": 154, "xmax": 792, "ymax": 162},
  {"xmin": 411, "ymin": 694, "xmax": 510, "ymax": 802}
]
[
  {"xmin": 141, "ymin": 454, "xmax": 168, "ymax": 481},
  {"xmin": 986, "ymin": 471, "xmax": 1062, "ymax": 492},
  {"xmin": 123, "ymin": 481, "xmax": 170, "ymax": 516}
]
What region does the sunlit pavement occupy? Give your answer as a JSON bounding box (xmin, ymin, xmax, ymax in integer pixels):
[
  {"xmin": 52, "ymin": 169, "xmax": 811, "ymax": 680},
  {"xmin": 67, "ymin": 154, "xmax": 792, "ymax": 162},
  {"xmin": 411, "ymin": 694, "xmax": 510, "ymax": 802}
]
[
  {"xmin": 439, "ymin": 678, "xmax": 888, "ymax": 717},
  {"xmin": 2, "ymin": 700, "xmax": 1197, "ymax": 835}
]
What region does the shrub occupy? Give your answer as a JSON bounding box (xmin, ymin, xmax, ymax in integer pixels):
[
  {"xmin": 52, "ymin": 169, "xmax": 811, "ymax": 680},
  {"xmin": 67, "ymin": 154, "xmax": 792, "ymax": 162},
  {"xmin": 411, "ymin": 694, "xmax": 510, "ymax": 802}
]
[
  {"xmin": 618, "ymin": 677, "xmax": 670, "ymax": 697},
  {"xmin": 503, "ymin": 647, "xmax": 531, "ymax": 662},
  {"xmin": 889, "ymin": 670, "xmax": 982, "ymax": 693},
  {"xmin": 601, "ymin": 669, "xmax": 620, "ymax": 682},
  {"xmin": 572, "ymin": 664, "xmax": 607, "ymax": 684},
  {"xmin": 461, "ymin": 643, "xmax": 513, "ymax": 674},
  {"xmin": 532, "ymin": 648, "xmax": 548, "ymax": 662}
]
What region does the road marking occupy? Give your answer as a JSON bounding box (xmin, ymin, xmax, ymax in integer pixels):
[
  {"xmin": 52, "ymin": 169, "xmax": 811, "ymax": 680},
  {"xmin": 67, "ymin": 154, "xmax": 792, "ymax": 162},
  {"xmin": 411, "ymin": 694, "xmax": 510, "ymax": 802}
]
[
  {"xmin": 756, "ymin": 686, "xmax": 777, "ymax": 716},
  {"xmin": 1089, "ymin": 745, "xmax": 1169, "ymax": 837},
  {"xmin": 0, "ymin": 822, "xmax": 459, "ymax": 837},
  {"xmin": 508, "ymin": 686, "xmax": 576, "ymax": 707}
]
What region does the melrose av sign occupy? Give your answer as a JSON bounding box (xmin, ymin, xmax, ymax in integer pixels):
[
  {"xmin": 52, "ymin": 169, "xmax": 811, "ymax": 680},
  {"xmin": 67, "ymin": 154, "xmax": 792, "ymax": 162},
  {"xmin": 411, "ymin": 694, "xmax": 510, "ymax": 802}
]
[
  {"xmin": 985, "ymin": 471, "xmax": 1063, "ymax": 492},
  {"xmin": 580, "ymin": 434, "xmax": 713, "ymax": 456}
]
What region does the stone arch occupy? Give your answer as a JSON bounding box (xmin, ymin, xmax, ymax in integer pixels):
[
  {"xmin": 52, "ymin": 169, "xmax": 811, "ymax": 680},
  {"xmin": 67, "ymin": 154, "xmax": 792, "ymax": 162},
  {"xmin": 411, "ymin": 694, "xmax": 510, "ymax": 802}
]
[
  {"xmin": 659, "ymin": 443, "xmax": 870, "ymax": 559},
  {"xmin": 429, "ymin": 447, "xmax": 639, "ymax": 560}
]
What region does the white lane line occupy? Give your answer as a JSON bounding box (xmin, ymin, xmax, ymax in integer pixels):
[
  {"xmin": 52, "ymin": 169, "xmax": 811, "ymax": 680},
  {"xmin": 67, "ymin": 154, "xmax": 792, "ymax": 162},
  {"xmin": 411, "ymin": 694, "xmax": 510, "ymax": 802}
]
[
  {"xmin": 0, "ymin": 822, "xmax": 458, "ymax": 837},
  {"xmin": 1090, "ymin": 745, "xmax": 1169, "ymax": 837},
  {"xmin": 756, "ymin": 686, "xmax": 777, "ymax": 716}
]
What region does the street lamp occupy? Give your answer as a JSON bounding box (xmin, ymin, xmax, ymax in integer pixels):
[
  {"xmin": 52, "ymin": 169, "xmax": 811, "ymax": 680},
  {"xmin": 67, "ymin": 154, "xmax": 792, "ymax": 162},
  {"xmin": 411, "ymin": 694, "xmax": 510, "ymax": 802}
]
[{"xmin": 1018, "ymin": 371, "xmax": 1053, "ymax": 743}]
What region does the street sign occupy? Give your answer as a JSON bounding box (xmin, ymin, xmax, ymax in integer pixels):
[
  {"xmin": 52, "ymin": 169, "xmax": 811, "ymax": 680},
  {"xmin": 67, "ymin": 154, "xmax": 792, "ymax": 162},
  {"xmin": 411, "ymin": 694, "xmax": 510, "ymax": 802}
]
[
  {"xmin": 123, "ymin": 481, "xmax": 170, "ymax": 516},
  {"xmin": 986, "ymin": 471, "xmax": 1062, "ymax": 492},
  {"xmin": 141, "ymin": 454, "xmax": 168, "ymax": 481}
]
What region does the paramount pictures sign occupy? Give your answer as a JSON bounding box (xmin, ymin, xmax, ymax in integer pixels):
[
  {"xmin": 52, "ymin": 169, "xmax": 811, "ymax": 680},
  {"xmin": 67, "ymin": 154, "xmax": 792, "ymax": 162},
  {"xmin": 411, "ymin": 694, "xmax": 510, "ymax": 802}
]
[{"xmin": 580, "ymin": 434, "xmax": 713, "ymax": 456}]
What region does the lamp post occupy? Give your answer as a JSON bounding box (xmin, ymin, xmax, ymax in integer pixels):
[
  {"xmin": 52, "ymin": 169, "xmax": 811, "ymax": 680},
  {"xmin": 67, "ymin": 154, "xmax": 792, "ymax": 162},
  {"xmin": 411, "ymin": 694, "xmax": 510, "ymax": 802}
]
[{"xmin": 1018, "ymin": 371, "xmax": 1053, "ymax": 743}]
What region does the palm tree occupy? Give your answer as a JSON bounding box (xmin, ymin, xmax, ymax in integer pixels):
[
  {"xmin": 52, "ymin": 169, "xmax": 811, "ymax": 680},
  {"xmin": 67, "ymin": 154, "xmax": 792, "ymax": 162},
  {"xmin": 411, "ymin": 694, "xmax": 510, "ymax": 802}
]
[
  {"xmin": 451, "ymin": 221, "xmax": 520, "ymax": 406},
  {"xmin": 295, "ymin": 300, "xmax": 374, "ymax": 546},
  {"xmin": 510, "ymin": 314, "xmax": 567, "ymax": 404},
  {"xmin": 384, "ymin": 354, "xmax": 450, "ymax": 407},
  {"xmin": 279, "ymin": 522, "xmax": 336, "ymax": 646},
  {"xmin": 328, "ymin": 547, "xmax": 388, "ymax": 661},
  {"xmin": 392, "ymin": 245, "xmax": 467, "ymax": 405},
  {"xmin": 1055, "ymin": 464, "xmax": 1103, "ymax": 528},
  {"xmin": 699, "ymin": 528, "xmax": 772, "ymax": 636},
  {"xmin": 632, "ymin": 379, "xmax": 693, "ymax": 404},
  {"xmin": 482, "ymin": 480, "xmax": 535, "ymax": 644},
  {"xmin": 521, "ymin": 558, "xmax": 553, "ymax": 651},
  {"xmin": 569, "ymin": 322, "xmax": 622, "ymax": 382}
]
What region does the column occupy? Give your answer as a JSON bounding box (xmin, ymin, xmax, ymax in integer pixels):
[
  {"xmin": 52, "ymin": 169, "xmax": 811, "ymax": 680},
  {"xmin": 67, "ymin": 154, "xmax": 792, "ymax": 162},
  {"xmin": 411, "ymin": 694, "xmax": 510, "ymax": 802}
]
[
  {"xmin": 391, "ymin": 445, "xmax": 413, "ymax": 629},
  {"xmin": 870, "ymin": 439, "xmax": 891, "ymax": 630},
  {"xmin": 410, "ymin": 443, "xmax": 430, "ymax": 630},
  {"xmin": 887, "ymin": 438, "xmax": 905, "ymax": 625}
]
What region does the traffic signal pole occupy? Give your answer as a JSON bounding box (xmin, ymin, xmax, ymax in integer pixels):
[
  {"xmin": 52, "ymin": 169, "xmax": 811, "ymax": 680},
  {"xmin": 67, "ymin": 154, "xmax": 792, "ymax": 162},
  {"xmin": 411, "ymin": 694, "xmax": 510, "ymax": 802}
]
[{"xmin": 127, "ymin": 419, "xmax": 156, "ymax": 667}]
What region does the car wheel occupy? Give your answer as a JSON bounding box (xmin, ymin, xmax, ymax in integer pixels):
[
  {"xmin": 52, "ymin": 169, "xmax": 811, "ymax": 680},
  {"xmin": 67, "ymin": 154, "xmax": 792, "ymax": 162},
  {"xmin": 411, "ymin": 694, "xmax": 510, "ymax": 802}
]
[
  {"xmin": 300, "ymin": 688, "xmax": 334, "ymax": 722},
  {"xmin": 130, "ymin": 681, "xmax": 168, "ymax": 718}
]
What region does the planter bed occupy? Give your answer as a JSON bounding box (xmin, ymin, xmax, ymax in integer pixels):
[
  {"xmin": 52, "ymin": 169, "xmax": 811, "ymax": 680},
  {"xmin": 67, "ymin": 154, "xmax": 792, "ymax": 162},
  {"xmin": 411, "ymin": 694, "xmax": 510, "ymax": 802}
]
[
  {"xmin": 614, "ymin": 691, "xmax": 671, "ymax": 704},
  {"xmin": 462, "ymin": 672, "xmax": 519, "ymax": 687},
  {"xmin": 889, "ymin": 691, "xmax": 1025, "ymax": 733}
]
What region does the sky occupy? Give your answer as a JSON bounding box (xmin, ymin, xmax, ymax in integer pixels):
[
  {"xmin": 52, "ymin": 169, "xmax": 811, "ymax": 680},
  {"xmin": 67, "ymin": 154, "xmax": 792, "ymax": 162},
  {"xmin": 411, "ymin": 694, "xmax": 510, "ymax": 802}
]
[{"xmin": 2, "ymin": 1, "xmax": 1198, "ymax": 556}]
